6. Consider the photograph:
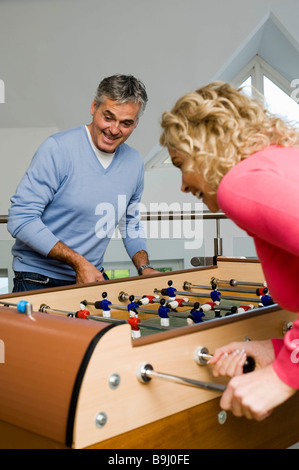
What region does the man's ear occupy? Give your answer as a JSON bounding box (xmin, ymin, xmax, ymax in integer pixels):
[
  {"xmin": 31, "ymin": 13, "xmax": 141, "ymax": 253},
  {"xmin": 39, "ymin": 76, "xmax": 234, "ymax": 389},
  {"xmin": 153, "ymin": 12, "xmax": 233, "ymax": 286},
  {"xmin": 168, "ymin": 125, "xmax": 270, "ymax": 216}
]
[{"xmin": 90, "ymin": 99, "xmax": 97, "ymax": 116}]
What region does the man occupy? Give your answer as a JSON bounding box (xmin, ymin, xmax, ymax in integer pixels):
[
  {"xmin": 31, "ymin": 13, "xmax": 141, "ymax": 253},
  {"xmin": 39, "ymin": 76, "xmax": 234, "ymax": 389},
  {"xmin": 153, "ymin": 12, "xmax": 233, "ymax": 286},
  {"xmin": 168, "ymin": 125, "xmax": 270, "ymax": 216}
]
[{"xmin": 8, "ymin": 74, "xmax": 155, "ymax": 292}]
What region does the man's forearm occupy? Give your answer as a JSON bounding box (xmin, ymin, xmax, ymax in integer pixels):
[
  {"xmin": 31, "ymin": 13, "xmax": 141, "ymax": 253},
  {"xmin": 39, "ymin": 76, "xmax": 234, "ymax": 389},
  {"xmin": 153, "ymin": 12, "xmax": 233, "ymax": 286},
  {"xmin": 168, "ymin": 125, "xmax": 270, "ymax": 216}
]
[
  {"xmin": 47, "ymin": 241, "xmax": 104, "ymax": 283},
  {"xmin": 47, "ymin": 241, "xmax": 84, "ymax": 270},
  {"xmin": 132, "ymin": 250, "xmax": 158, "ymax": 275}
]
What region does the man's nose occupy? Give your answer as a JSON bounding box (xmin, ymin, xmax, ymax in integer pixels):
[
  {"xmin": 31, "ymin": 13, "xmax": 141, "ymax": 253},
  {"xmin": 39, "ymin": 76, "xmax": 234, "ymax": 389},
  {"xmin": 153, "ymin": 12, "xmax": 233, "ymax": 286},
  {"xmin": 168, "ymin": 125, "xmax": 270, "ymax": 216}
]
[{"xmin": 110, "ymin": 121, "xmax": 120, "ymax": 135}]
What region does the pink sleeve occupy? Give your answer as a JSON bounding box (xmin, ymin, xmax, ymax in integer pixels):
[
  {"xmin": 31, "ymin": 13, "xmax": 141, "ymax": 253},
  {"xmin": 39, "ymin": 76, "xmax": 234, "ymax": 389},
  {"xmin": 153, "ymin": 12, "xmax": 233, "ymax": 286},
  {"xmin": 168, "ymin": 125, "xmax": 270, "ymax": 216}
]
[{"xmin": 271, "ymin": 338, "xmax": 284, "ymax": 357}]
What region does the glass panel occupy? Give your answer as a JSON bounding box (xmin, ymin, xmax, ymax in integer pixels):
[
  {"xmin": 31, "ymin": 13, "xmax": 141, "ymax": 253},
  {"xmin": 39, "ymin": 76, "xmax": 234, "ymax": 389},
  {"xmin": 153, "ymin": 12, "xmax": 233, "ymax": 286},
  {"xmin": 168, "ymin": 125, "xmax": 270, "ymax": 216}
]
[
  {"xmin": 0, "ymin": 277, "xmax": 9, "ymax": 295},
  {"xmin": 105, "ymin": 269, "xmax": 130, "ymax": 280},
  {"xmin": 239, "ymin": 76, "xmax": 252, "ymax": 97},
  {"xmin": 162, "ymin": 154, "xmax": 172, "ymax": 164},
  {"xmin": 263, "ymin": 75, "xmax": 299, "ymax": 127}
]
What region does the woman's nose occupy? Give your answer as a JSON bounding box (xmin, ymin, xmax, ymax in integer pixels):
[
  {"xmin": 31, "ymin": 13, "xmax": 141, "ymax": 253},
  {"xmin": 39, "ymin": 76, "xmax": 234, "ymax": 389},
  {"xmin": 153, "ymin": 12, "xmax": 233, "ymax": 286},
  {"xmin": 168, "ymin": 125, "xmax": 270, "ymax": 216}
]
[{"xmin": 181, "ymin": 181, "xmax": 190, "ymax": 193}]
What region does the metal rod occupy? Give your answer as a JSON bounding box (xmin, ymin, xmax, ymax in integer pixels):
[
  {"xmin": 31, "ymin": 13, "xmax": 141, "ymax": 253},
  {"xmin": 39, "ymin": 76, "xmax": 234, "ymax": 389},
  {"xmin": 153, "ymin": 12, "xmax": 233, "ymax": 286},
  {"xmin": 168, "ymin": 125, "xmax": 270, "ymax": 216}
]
[
  {"xmin": 0, "ymin": 299, "xmax": 34, "ymax": 318},
  {"xmin": 211, "ymin": 277, "xmax": 265, "ymax": 288},
  {"xmin": 183, "ymin": 282, "xmax": 266, "ymax": 295},
  {"xmin": 39, "ymin": 304, "xmax": 171, "ymax": 331},
  {"xmin": 0, "ymin": 212, "xmax": 228, "ymax": 224},
  {"xmin": 155, "ymin": 288, "xmax": 260, "ymax": 303},
  {"xmin": 137, "ymin": 362, "xmax": 226, "ymax": 392},
  {"xmin": 139, "ymin": 211, "xmax": 227, "ymax": 221},
  {"xmin": 85, "ymin": 300, "xmax": 189, "ymax": 319}
]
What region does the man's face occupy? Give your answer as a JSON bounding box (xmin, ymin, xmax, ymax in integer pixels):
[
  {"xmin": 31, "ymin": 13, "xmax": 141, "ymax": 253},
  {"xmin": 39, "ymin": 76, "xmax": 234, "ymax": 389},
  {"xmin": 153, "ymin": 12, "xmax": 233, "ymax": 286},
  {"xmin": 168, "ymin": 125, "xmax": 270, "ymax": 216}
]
[{"xmin": 88, "ymin": 97, "xmax": 141, "ymax": 153}]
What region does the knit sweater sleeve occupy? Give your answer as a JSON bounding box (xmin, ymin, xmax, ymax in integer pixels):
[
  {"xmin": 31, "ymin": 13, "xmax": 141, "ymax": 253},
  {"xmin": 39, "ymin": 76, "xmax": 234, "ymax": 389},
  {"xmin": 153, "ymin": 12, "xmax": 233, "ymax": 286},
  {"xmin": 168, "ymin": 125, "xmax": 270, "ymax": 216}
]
[{"xmin": 7, "ymin": 137, "xmax": 66, "ymax": 256}]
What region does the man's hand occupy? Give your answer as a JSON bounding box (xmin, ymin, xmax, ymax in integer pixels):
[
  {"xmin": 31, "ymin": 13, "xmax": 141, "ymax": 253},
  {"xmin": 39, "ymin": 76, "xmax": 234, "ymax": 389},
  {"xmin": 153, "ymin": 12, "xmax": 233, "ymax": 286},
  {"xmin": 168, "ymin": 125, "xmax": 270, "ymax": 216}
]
[{"xmin": 75, "ymin": 258, "xmax": 105, "ymax": 284}]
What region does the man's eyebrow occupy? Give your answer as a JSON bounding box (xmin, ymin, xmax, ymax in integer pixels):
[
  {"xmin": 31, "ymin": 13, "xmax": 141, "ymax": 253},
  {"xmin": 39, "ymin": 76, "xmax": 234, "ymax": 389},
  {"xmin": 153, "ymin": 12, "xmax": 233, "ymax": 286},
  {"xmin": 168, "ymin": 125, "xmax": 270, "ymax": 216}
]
[
  {"xmin": 103, "ymin": 110, "xmax": 115, "ymax": 118},
  {"xmin": 103, "ymin": 109, "xmax": 135, "ymax": 124}
]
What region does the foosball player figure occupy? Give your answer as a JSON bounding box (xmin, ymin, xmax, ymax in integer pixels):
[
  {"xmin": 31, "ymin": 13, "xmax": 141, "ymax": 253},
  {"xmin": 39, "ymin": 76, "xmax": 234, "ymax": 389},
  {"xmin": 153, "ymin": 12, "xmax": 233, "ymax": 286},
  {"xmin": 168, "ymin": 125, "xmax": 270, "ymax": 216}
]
[
  {"xmin": 167, "ymin": 296, "xmax": 189, "ymax": 310},
  {"xmin": 214, "ymin": 309, "xmax": 221, "ymax": 318},
  {"xmin": 210, "ymin": 283, "xmax": 221, "ymax": 303},
  {"xmin": 199, "ymin": 301, "xmax": 217, "ymax": 313},
  {"xmin": 158, "ymin": 298, "xmax": 170, "ymax": 327},
  {"xmin": 237, "ymin": 304, "xmax": 254, "ymax": 313},
  {"xmin": 75, "ymin": 302, "xmax": 91, "ymax": 319},
  {"xmin": 127, "ymin": 295, "xmax": 140, "ymax": 317},
  {"xmin": 127, "ymin": 300, "xmax": 141, "ymax": 339},
  {"xmin": 225, "ymin": 305, "xmax": 238, "ymax": 316},
  {"xmin": 139, "ymin": 294, "xmax": 160, "ymax": 305},
  {"xmin": 99, "ymin": 292, "xmax": 112, "ymax": 318},
  {"xmin": 166, "ymin": 280, "xmax": 177, "ymax": 301},
  {"xmin": 259, "ymin": 293, "xmax": 274, "ymax": 307},
  {"xmin": 127, "ymin": 315, "xmax": 141, "ymax": 339},
  {"xmin": 256, "ymin": 287, "xmax": 269, "ymax": 296},
  {"xmin": 186, "ymin": 302, "xmax": 205, "ymax": 325}
]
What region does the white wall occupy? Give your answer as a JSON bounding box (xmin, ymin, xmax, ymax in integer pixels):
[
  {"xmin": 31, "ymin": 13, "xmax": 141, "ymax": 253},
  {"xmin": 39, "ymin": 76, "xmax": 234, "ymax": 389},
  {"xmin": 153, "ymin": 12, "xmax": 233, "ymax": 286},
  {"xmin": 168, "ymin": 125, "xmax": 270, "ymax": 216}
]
[{"xmin": 2, "ymin": 0, "xmax": 299, "ymax": 158}]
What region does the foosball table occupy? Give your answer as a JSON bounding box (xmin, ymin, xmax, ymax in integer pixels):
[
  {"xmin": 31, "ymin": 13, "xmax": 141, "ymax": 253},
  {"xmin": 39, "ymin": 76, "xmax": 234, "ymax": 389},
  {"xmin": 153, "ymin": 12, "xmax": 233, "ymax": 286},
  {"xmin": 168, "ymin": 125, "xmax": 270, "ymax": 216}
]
[{"xmin": 0, "ymin": 257, "xmax": 298, "ymax": 449}]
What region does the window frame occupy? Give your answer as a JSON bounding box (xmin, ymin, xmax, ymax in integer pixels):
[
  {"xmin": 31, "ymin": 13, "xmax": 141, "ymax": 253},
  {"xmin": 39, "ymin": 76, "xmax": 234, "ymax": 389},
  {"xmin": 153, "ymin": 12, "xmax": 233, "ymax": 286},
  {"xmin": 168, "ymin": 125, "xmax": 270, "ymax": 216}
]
[{"xmin": 232, "ymin": 54, "xmax": 296, "ymax": 101}]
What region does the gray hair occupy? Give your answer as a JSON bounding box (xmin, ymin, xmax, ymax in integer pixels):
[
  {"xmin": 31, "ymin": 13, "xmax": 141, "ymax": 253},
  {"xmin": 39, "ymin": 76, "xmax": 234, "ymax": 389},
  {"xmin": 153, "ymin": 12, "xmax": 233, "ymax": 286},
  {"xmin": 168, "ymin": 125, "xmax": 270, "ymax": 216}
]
[{"xmin": 95, "ymin": 74, "xmax": 148, "ymax": 117}]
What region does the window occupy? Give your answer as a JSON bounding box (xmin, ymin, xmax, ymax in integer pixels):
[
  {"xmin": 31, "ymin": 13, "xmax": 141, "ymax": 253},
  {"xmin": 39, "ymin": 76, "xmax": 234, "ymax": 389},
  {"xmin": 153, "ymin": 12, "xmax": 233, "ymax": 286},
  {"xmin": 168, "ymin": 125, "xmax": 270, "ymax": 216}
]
[
  {"xmin": 146, "ymin": 51, "xmax": 299, "ymax": 171},
  {"xmin": 235, "ymin": 55, "xmax": 299, "ymax": 127},
  {"xmin": 0, "ymin": 269, "xmax": 9, "ymax": 295},
  {"xmin": 105, "ymin": 269, "xmax": 130, "ymax": 280}
]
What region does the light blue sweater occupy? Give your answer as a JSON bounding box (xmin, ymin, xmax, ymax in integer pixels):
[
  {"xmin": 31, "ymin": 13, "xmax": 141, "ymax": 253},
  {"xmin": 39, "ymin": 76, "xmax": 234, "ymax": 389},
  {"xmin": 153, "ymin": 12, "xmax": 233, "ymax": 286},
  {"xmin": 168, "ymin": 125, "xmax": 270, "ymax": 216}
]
[{"xmin": 7, "ymin": 126, "xmax": 147, "ymax": 280}]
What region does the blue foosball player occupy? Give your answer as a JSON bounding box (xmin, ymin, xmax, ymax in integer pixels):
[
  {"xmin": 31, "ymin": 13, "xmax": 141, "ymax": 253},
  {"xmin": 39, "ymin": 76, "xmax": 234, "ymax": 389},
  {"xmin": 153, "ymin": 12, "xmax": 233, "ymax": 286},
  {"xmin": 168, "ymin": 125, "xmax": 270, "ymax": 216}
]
[
  {"xmin": 166, "ymin": 280, "xmax": 177, "ymax": 301},
  {"xmin": 127, "ymin": 295, "xmax": 140, "ymax": 317},
  {"xmin": 158, "ymin": 298, "xmax": 170, "ymax": 327},
  {"xmin": 187, "ymin": 303, "xmax": 205, "ymax": 325},
  {"xmin": 99, "ymin": 292, "xmax": 112, "ymax": 318}
]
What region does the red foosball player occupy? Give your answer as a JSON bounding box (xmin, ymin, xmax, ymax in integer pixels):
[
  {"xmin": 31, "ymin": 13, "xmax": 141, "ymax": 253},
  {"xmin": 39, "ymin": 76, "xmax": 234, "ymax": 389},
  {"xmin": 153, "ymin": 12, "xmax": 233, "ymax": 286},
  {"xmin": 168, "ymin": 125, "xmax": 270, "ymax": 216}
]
[
  {"xmin": 127, "ymin": 316, "xmax": 141, "ymax": 339},
  {"xmin": 139, "ymin": 294, "xmax": 160, "ymax": 305},
  {"xmin": 237, "ymin": 304, "xmax": 254, "ymax": 313},
  {"xmin": 167, "ymin": 297, "xmax": 189, "ymax": 310},
  {"xmin": 200, "ymin": 301, "xmax": 217, "ymax": 312},
  {"xmin": 75, "ymin": 303, "xmax": 91, "ymax": 319}
]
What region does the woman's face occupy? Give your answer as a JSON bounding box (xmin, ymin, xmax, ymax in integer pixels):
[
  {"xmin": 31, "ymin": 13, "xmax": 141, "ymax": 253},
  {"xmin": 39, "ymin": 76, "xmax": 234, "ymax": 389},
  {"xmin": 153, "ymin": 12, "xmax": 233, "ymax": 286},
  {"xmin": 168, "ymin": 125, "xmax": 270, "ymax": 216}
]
[{"xmin": 168, "ymin": 147, "xmax": 220, "ymax": 213}]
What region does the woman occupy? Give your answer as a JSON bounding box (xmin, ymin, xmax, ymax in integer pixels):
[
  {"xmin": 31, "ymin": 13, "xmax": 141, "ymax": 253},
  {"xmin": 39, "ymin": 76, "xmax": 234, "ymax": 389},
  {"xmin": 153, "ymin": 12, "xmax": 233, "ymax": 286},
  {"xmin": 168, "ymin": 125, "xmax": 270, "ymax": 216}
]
[{"xmin": 160, "ymin": 81, "xmax": 299, "ymax": 421}]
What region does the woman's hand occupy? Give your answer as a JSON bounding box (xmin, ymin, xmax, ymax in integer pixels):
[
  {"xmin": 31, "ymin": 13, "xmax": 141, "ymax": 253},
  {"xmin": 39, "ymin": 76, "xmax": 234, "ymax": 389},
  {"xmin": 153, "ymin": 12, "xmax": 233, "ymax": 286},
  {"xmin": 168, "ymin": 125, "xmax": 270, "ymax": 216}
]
[
  {"xmin": 208, "ymin": 340, "xmax": 275, "ymax": 377},
  {"xmin": 219, "ymin": 365, "xmax": 296, "ymax": 420},
  {"xmin": 208, "ymin": 340, "xmax": 296, "ymax": 420}
]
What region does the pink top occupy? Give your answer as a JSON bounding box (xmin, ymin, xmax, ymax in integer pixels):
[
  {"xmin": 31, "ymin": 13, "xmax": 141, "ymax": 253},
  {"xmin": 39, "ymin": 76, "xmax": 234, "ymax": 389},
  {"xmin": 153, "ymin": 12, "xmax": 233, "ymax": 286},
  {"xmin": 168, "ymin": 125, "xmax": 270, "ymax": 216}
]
[{"xmin": 217, "ymin": 146, "xmax": 299, "ymax": 389}]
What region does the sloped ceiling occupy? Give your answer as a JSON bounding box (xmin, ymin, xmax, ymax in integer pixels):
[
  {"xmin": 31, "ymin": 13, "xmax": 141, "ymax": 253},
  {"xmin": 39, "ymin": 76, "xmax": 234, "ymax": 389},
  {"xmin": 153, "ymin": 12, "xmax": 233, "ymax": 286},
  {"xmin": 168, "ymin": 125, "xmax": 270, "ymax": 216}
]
[
  {"xmin": 214, "ymin": 12, "xmax": 299, "ymax": 84},
  {"xmin": 146, "ymin": 11, "xmax": 299, "ymax": 169}
]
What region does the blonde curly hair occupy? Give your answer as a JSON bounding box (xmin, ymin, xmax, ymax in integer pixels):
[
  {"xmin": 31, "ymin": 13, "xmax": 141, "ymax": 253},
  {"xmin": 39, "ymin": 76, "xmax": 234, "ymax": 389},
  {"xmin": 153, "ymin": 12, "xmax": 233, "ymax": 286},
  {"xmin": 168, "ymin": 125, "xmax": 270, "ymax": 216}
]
[{"xmin": 160, "ymin": 81, "xmax": 299, "ymax": 193}]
